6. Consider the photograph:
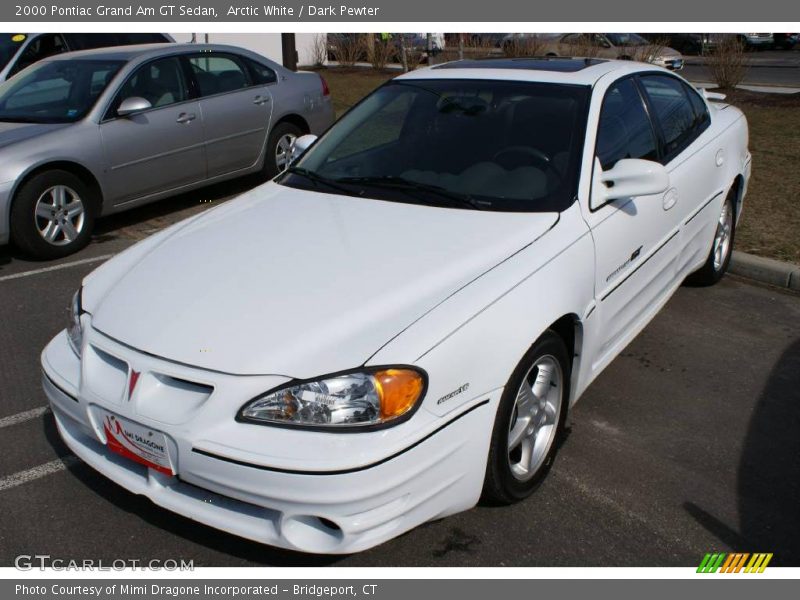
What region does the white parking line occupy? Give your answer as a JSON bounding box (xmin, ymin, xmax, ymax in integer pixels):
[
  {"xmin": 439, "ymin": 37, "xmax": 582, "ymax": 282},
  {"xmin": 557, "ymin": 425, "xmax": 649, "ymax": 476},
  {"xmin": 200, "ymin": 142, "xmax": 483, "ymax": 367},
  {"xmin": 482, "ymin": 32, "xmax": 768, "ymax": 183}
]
[
  {"xmin": 0, "ymin": 456, "xmax": 79, "ymax": 493},
  {"xmin": 0, "ymin": 406, "xmax": 50, "ymax": 429},
  {"xmin": 0, "ymin": 254, "xmax": 114, "ymax": 283}
]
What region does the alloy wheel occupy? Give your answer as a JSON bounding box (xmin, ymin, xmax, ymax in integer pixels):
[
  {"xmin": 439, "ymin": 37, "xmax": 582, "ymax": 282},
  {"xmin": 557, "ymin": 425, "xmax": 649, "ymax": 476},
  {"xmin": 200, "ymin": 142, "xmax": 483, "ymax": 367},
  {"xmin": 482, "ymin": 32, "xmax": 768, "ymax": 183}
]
[
  {"xmin": 713, "ymin": 200, "xmax": 733, "ymax": 271},
  {"xmin": 275, "ymin": 133, "xmax": 298, "ymax": 172},
  {"xmin": 507, "ymin": 355, "xmax": 563, "ymax": 481},
  {"xmin": 34, "ymin": 185, "xmax": 85, "ymax": 246}
]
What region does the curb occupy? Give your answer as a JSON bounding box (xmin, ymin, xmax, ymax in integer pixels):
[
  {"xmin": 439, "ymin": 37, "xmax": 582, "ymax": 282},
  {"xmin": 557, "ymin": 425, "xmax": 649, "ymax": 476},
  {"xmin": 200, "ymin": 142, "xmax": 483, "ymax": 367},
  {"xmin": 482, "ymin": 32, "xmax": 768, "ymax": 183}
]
[{"xmin": 729, "ymin": 251, "xmax": 800, "ymax": 291}]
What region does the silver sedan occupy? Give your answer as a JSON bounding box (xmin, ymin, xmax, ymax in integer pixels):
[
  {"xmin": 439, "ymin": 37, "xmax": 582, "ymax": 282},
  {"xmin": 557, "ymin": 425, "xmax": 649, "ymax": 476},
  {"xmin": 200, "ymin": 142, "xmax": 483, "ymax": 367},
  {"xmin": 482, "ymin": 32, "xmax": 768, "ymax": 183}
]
[{"xmin": 0, "ymin": 43, "xmax": 335, "ymax": 258}]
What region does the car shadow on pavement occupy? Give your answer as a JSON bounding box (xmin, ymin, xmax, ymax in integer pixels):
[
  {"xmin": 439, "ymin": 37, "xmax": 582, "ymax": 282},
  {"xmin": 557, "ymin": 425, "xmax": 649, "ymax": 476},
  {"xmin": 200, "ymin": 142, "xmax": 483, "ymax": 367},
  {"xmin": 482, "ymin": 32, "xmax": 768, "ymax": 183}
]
[
  {"xmin": 41, "ymin": 414, "xmax": 345, "ymax": 567},
  {"xmin": 92, "ymin": 175, "xmax": 263, "ymax": 241},
  {"xmin": 684, "ymin": 337, "xmax": 800, "ymax": 565}
]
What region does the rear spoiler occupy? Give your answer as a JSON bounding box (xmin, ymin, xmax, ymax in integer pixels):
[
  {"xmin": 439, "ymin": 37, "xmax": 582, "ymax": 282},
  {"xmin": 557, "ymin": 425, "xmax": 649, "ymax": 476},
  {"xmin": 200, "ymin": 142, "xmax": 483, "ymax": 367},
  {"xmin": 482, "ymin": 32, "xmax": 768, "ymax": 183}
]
[{"xmin": 700, "ymin": 88, "xmax": 727, "ymax": 101}]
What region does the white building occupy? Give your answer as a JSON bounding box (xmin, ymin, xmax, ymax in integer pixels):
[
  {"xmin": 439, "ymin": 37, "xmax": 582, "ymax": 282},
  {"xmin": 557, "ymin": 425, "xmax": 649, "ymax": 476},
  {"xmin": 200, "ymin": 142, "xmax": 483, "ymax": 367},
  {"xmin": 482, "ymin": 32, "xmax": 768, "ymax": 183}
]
[{"xmin": 171, "ymin": 33, "xmax": 323, "ymax": 67}]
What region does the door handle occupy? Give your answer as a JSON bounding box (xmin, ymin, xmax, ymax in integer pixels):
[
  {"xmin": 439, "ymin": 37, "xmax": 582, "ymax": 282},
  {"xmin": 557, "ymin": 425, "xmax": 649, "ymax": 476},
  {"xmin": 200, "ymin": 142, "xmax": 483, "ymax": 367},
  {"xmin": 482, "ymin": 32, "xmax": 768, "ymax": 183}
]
[
  {"xmin": 663, "ymin": 188, "xmax": 678, "ymax": 211},
  {"xmin": 176, "ymin": 112, "xmax": 196, "ymax": 124},
  {"xmin": 253, "ymin": 95, "xmax": 270, "ymax": 105}
]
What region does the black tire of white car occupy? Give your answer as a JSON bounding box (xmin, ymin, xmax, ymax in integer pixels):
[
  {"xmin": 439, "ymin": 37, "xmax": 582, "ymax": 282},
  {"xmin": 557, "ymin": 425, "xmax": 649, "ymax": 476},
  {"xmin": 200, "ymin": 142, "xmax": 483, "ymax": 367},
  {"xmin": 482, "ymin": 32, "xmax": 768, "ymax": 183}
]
[
  {"xmin": 10, "ymin": 170, "xmax": 96, "ymax": 260},
  {"xmin": 482, "ymin": 330, "xmax": 570, "ymax": 504},
  {"xmin": 686, "ymin": 188, "xmax": 736, "ymax": 287},
  {"xmin": 263, "ymin": 122, "xmax": 304, "ymax": 179}
]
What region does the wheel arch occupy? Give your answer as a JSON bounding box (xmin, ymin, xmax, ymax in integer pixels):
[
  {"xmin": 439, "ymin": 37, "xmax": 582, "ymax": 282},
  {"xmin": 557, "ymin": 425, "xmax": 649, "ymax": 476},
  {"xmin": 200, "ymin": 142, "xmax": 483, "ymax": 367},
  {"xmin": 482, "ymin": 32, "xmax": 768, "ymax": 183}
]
[
  {"xmin": 544, "ymin": 313, "xmax": 584, "ymax": 411},
  {"xmin": 11, "ymin": 160, "xmax": 104, "ymax": 214},
  {"xmin": 730, "ymin": 173, "xmax": 745, "ymax": 222},
  {"xmin": 272, "ymin": 113, "xmax": 311, "ymax": 135}
]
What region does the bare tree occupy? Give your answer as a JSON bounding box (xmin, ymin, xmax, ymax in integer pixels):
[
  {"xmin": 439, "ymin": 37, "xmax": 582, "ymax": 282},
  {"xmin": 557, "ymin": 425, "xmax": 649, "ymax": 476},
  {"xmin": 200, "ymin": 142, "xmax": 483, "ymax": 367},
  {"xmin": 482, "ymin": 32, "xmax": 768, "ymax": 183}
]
[
  {"xmin": 330, "ymin": 34, "xmax": 365, "ymax": 67},
  {"xmin": 707, "ymin": 36, "xmax": 750, "ymax": 90},
  {"xmin": 309, "ymin": 33, "xmax": 328, "ymax": 67},
  {"xmin": 629, "ymin": 36, "xmax": 669, "ymax": 65},
  {"xmin": 503, "ymin": 34, "xmax": 547, "ymax": 57},
  {"xmin": 370, "ymin": 36, "xmax": 397, "ymax": 70},
  {"xmin": 563, "ymin": 34, "xmax": 602, "ymax": 58}
]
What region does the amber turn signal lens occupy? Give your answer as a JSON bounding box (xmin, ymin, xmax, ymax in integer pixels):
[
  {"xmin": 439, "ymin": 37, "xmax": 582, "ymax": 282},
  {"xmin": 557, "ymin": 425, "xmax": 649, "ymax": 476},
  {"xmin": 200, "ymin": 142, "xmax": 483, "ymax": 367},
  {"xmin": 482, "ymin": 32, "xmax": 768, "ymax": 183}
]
[{"xmin": 374, "ymin": 369, "xmax": 424, "ymax": 420}]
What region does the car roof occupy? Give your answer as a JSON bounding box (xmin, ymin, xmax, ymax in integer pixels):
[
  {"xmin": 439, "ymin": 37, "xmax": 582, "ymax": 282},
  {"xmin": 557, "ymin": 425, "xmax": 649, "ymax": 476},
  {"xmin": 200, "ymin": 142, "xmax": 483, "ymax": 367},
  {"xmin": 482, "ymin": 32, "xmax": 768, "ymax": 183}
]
[
  {"xmin": 398, "ymin": 57, "xmax": 664, "ymax": 85},
  {"xmin": 47, "ymin": 43, "xmax": 255, "ymax": 63}
]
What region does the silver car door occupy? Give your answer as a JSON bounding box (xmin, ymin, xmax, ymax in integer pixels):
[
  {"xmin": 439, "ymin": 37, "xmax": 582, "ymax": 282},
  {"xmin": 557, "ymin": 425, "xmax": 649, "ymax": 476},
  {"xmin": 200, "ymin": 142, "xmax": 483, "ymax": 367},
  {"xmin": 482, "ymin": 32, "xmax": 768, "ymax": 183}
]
[
  {"xmin": 188, "ymin": 53, "xmax": 273, "ymax": 178},
  {"xmin": 99, "ymin": 56, "xmax": 206, "ymax": 205}
]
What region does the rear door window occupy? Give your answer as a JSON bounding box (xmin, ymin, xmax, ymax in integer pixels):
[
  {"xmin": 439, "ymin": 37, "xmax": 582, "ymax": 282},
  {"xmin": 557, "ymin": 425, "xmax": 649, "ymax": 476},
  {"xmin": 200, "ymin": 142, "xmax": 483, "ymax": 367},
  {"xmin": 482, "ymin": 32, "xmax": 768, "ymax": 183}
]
[
  {"xmin": 639, "ymin": 75, "xmax": 701, "ymax": 161},
  {"xmin": 188, "ymin": 54, "xmax": 250, "ymax": 96}
]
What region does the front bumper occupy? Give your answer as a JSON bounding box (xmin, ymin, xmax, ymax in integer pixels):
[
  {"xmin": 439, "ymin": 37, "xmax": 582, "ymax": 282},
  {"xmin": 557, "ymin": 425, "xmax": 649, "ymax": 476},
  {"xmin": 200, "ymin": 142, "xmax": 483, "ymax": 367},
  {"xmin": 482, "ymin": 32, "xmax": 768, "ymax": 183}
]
[{"xmin": 42, "ymin": 329, "xmax": 497, "ymax": 554}]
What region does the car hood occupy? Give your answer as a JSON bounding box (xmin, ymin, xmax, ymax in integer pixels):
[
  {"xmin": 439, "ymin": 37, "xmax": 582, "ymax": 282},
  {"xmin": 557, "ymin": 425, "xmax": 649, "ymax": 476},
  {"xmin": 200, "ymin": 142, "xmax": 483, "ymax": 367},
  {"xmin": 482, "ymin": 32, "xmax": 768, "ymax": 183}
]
[
  {"xmin": 0, "ymin": 121, "xmax": 70, "ymax": 150},
  {"xmin": 89, "ymin": 183, "xmax": 557, "ymax": 377}
]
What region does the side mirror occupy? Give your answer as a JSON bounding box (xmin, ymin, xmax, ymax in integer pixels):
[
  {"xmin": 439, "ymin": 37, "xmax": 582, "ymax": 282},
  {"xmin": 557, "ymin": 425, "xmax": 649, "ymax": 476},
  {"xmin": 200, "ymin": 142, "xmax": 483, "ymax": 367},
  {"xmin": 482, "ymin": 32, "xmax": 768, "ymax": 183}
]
[
  {"xmin": 291, "ymin": 134, "xmax": 318, "ymax": 164},
  {"xmin": 592, "ymin": 158, "xmax": 669, "ymax": 209},
  {"xmin": 117, "ymin": 96, "xmax": 152, "ymax": 117}
]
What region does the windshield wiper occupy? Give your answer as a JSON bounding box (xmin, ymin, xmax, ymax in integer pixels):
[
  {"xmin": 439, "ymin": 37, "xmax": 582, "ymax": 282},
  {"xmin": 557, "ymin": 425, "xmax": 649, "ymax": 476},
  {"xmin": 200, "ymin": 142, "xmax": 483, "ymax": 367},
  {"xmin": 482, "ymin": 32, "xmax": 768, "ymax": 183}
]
[
  {"xmin": 335, "ymin": 176, "xmax": 489, "ymax": 210},
  {"xmin": 283, "ymin": 167, "xmax": 359, "ymax": 197}
]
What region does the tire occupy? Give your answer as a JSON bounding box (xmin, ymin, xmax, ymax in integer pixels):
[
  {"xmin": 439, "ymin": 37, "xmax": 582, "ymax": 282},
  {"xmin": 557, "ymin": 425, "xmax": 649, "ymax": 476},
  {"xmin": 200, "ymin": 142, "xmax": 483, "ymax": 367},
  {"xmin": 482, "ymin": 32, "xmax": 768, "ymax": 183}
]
[
  {"xmin": 686, "ymin": 187, "xmax": 736, "ymax": 287},
  {"xmin": 263, "ymin": 121, "xmax": 304, "ymax": 179},
  {"xmin": 10, "ymin": 170, "xmax": 97, "ymax": 260},
  {"xmin": 482, "ymin": 331, "xmax": 571, "ymax": 504}
]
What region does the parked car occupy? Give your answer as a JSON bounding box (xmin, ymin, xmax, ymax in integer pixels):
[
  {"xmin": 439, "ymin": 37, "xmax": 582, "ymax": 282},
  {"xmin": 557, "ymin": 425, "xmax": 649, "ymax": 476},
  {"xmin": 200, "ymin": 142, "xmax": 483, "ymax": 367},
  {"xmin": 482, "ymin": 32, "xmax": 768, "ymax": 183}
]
[
  {"xmin": 328, "ymin": 33, "xmax": 443, "ymax": 63},
  {"xmin": 0, "ymin": 33, "xmax": 173, "ymax": 82},
  {"xmin": 772, "ymin": 33, "xmax": 798, "ymax": 50},
  {"xmin": 42, "ymin": 58, "xmax": 750, "ymax": 554},
  {"xmin": 543, "ymin": 33, "xmax": 684, "ymax": 70},
  {"xmin": 702, "ymin": 33, "xmax": 774, "ymax": 51},
  {"xmin": 0, "ymin": 43, "xmax": 334, "ymax": 259},
  {"xmin": 640, "ymin": 33, "xmax": 703, "ymax": 55}
]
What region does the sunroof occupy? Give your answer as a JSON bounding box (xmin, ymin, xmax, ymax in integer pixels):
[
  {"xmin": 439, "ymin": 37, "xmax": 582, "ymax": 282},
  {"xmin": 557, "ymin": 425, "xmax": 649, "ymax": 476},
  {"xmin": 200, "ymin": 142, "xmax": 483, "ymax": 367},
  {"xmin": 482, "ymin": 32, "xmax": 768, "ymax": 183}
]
[{"xmin": 433, "ymin": 57, "xmax": 608, "ymax": 73}]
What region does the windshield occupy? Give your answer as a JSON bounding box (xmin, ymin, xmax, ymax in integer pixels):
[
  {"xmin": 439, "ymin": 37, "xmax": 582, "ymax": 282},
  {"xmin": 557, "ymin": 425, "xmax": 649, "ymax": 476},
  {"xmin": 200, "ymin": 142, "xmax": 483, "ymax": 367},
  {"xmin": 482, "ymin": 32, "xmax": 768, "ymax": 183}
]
[
  {"xmin": 606, "ymin": 33, "xmax": 649, "ymax": 46},
  {"xmin": 0, "ymin": 59, "xmax": 123, "ymax": 123},
  {"xmin": 282, "ymin": 79, "xmax": 589, "ymax": 212},
  {"xmin": 0, "ymin": 34, "xmax": 26, "ymax": 73}
]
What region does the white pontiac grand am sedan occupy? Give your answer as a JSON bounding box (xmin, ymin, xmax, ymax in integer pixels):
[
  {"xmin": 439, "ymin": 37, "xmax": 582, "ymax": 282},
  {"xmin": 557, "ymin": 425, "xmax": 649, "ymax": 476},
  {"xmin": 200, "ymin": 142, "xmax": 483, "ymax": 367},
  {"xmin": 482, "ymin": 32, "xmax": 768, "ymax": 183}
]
[{"xmin": 42, "ymin": 57, "xmax": 751, "ymax": 554}]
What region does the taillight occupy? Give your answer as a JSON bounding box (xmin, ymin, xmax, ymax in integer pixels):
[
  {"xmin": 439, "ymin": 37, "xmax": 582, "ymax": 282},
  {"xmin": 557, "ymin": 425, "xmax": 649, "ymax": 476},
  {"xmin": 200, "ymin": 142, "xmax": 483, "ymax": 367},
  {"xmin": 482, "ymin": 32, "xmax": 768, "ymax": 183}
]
[{"xmin": 319, "ymin": 74, "xmax": 330, "ymax": 96}]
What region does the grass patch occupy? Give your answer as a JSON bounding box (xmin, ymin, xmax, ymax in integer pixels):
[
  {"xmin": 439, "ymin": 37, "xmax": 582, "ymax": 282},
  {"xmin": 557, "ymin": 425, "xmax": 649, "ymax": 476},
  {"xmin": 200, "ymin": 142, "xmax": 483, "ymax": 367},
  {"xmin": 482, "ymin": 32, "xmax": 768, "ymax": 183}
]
[
  {"xmin": 315, "ymin": 67, "xmax": 800, "ymax": 264},
  {"xmin": 720, "ymin": 91, "xmax": 800, "ymax": 264},
  {"xmin": 312, "ymin": 66, "xmax": 394, "ymax": 117}
]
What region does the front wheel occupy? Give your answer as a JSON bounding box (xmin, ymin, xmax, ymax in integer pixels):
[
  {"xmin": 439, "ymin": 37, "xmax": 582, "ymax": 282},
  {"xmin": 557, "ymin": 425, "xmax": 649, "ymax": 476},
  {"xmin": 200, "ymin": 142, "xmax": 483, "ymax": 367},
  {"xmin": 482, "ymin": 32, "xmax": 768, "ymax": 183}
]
[
  {"xmin": 482, "ymin": 331, "xmax": 570, "ymax": 504},
  {"xmin": 10, "ymin": 170, "xmax": 96, "ymax": 260},
  {"xmin": 686, "ymin": 189, "xmax": 736, "ymax": 286}
]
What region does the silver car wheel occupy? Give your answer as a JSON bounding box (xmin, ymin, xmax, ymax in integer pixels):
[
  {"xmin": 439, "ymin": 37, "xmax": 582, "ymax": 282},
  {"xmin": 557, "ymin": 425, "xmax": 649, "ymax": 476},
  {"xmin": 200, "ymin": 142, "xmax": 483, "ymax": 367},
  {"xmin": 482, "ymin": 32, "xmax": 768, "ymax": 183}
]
[
  {"xmin": 507, "ymin": 355, "xmax": 563, "ymax": 482},
  {"xmin": 712, "ymin": 200, "xmax": 733, "ymax": 271},
  {"xmin": 275, "ymin": 133, "xmax": 297, "ymax": 172},
  {"xmin": 34, "ymin": 185, "xmax": 85, "ymax": 246}
]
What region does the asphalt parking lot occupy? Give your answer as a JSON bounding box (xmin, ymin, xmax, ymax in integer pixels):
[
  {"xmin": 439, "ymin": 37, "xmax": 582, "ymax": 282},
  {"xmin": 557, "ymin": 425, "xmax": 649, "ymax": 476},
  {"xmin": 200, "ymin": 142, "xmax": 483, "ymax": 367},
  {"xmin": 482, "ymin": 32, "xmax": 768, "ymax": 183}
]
[{"xmin": 0, "ymin": 182, "xmax": 798, "ymax": 567}]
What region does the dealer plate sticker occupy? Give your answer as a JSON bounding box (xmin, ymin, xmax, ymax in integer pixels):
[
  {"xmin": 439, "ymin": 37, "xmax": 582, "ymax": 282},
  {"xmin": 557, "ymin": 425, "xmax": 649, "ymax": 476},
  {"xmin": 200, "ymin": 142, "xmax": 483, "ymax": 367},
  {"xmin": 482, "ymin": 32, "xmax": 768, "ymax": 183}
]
[{"xmin": 100, "ymin": 411, "xmax": 175, "ymax": 476}]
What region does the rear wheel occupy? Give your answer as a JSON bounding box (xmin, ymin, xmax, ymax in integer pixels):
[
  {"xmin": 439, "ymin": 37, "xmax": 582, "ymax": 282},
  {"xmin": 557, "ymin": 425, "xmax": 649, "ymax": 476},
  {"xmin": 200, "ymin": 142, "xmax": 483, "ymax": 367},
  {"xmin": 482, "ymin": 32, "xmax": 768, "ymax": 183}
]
[
  {"xmin": 482, "ymin": 331, "xmax": 570, "ymax": 504},
  {"xmin": 263, "ymin": 122, "xmax": 304, "ymax": 179},
  {"xmin": 10, "ymin": 170, "xmax": 96, "ymax": 260},
  {"xmin": 686, "ymin": 188, "xmax": 736, "ymax": 286}
]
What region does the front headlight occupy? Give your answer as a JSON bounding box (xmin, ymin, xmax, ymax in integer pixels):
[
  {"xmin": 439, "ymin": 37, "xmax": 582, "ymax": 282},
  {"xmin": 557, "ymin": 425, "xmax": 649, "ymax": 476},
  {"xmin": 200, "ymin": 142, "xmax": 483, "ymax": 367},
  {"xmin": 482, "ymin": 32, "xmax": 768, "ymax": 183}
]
[
  {"xmin": 238, "ymin": 368, "xmax": 426, "ymax": 430},
  {"xmin": 67, "ymin": 288, "xmax": 84, "ymax": 357}
]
